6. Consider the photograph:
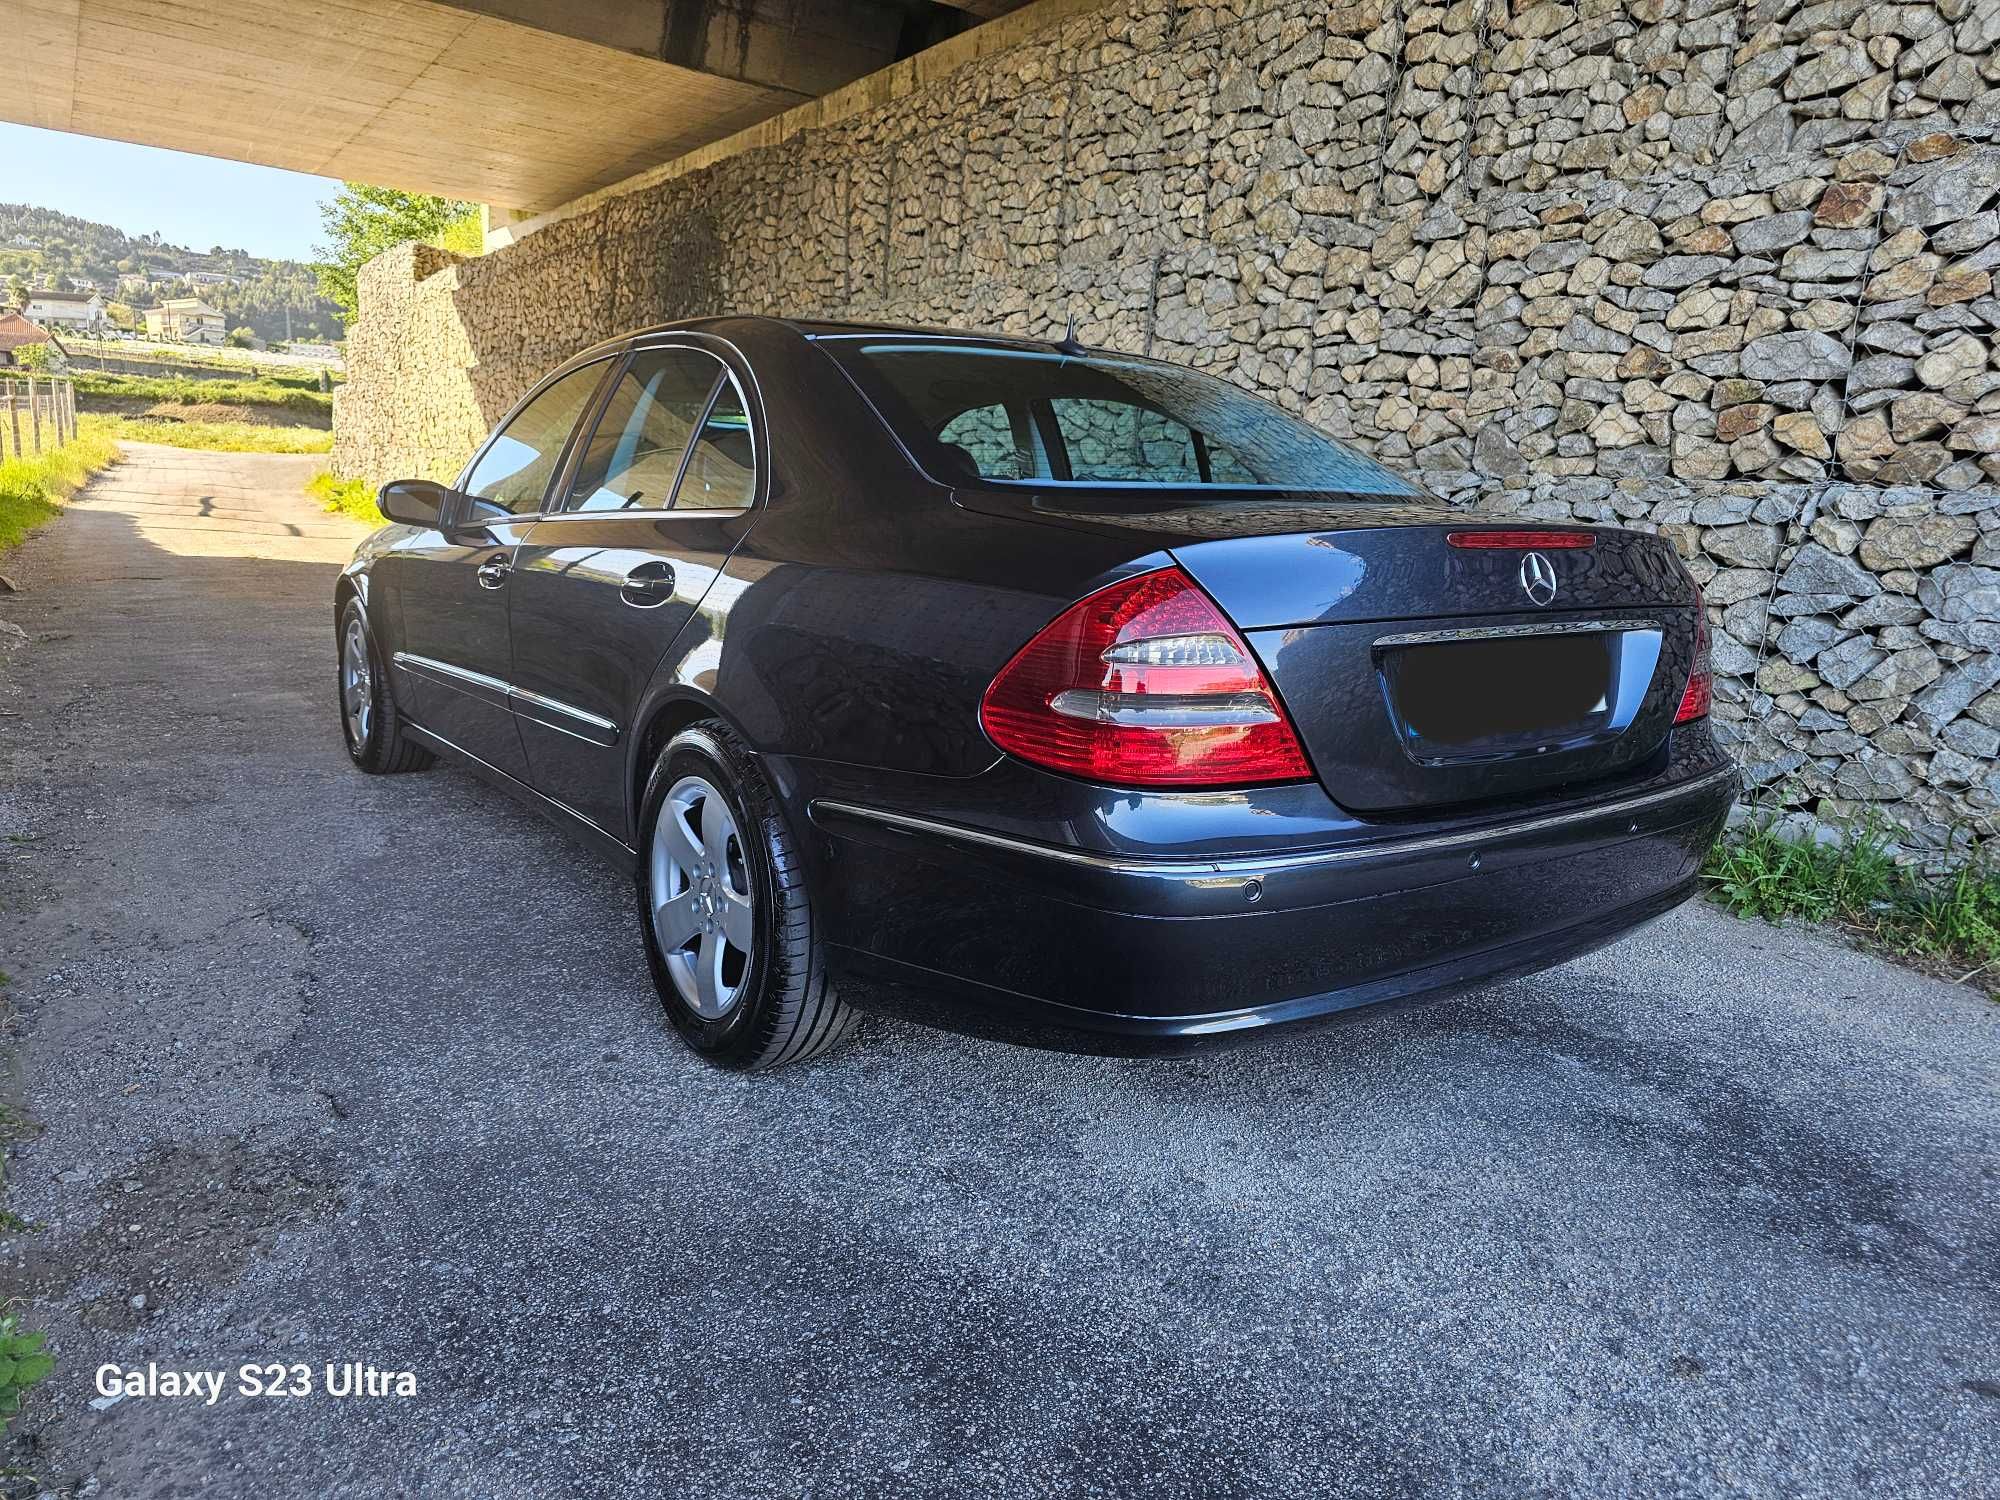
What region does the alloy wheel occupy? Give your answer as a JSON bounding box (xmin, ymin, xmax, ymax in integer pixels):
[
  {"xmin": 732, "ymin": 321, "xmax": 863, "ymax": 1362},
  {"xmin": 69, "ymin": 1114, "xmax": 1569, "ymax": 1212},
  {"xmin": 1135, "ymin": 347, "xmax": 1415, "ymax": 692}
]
[
  {"xmin": 650, "ymin": 775, "xmax": 754, "ymax": 1019},
  {"xmin": 341, "ymin": 616, "xmax": 373, "ymax": 750}
]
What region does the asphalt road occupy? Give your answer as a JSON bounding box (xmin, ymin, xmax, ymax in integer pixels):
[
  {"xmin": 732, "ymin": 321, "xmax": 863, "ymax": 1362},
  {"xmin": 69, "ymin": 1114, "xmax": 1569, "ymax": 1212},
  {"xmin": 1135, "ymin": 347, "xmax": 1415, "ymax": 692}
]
[{"xmin": 0, "ymin": 445, "xmax": 1996, "ymax": 1499}]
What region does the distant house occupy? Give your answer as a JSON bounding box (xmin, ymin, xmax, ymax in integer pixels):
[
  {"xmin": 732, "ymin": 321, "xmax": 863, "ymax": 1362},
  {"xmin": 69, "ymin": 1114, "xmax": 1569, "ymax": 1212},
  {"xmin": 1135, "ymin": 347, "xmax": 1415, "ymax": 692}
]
[
  {"xmin": 23, "ymin": 287, "xmax": 108, "ymax": 332},
  {"xmin": 116, "ymin": 272, "xmax": 151, "ymax": 292},
  {"xmin": 188, "ymin": 271, "xmax": 238, "ymax": 286},
  {"xmin": 67, "ymin": 276, "xmax": 100, "ymax": 292},
  {"xmin": 0, "ymin": 311, "xmax": 52, "ymax": 367},
  {"xmin": 144, "ymin": 297, "xmax": 226, "ymax": 344}
]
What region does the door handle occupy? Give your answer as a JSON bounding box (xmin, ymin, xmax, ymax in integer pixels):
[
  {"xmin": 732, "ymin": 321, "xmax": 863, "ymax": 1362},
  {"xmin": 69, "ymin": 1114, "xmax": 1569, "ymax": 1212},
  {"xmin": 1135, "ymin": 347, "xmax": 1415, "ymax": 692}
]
[
  {"xmin": 620, "ymin": 562, "xmax": 676, "ymax": 608},
  {"xmin": 477, "ymin": 557, "xmax": 511, "ymax": 590}
]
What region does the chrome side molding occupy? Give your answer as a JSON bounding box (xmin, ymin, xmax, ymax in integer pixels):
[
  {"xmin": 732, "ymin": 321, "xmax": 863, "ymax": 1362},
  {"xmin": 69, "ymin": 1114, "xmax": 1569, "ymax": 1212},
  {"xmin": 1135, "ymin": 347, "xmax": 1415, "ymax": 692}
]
[{"xmin": 393, "ymin": 651, "xmax": 620, "ymax": 747}]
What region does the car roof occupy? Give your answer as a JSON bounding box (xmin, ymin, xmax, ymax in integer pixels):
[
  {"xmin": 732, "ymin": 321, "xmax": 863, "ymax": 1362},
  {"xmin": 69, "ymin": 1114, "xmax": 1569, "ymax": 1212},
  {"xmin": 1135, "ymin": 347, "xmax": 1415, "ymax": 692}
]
[
  {"xmin": 604, "ymin": 313, "xmax": 1072, "ymax": 354},
  {"xmin": 552, "ymin": 315, "xmax": 1138, "ymax": 383},
  {"xmin": 784, "ymin": 317, "xmax": 1054, "ymax": 347}
]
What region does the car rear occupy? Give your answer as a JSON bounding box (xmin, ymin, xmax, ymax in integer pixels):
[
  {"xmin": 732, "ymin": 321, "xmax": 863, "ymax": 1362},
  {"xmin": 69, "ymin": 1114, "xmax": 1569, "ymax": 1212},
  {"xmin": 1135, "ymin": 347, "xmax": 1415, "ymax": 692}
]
[{"xmin": 800, "ymin": 332, "xmax": 1737, "ymax": 1048}]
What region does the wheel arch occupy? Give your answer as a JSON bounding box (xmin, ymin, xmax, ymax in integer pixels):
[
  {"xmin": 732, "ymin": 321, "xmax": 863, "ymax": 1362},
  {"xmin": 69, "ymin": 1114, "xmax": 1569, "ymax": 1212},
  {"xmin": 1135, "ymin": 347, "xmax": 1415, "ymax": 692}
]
[
  {"xmin": 333, "ymin": 569, "xmax": 369, "ymax": 638},
  {"xmin": 628, "ymin": 689, "xmax": 755, "ymax": 836}
]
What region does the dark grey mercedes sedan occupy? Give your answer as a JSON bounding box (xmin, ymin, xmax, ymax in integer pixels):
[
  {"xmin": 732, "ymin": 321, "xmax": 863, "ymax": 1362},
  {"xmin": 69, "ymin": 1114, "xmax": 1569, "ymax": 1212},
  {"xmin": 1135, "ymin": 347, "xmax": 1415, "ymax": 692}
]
[{"xmin": 334, "ymin": 316, "xmax": 1737, "ymax": 1069}]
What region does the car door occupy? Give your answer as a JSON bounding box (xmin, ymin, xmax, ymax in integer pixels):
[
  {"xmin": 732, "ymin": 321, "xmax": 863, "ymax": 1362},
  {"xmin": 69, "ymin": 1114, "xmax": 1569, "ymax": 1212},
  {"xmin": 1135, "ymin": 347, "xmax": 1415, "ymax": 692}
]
[
  {"xmin": 507, "ymin": 343, "xmax": 760, "ymax": 841},
  {"xmin": 387, "ymin": 358, "xmax": 613, "ymax": 783}
]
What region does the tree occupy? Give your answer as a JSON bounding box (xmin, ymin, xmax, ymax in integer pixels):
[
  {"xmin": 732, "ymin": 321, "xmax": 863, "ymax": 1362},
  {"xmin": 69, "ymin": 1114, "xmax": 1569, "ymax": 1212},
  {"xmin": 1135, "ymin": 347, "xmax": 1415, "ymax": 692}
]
[
  {"xmin": 225, "ymin": 325, "xmax": 258, "ymax": 348},
  {"xmin": 312, "ymin": 183, "xmax": 479, "ymax": 322}
]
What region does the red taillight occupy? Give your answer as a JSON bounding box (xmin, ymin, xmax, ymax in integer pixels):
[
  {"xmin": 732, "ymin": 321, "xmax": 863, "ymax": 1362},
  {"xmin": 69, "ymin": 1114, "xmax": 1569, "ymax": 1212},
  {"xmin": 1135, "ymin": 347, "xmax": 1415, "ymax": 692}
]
[
  {"xmin": 980, "ymin": 567, "xmax": 1313, "ymax": 788},
  {"xmin": 1446, "ymin": 529, "xmax": 1597, "ymax": 549},
  {"xmin": 1676, "ymin": 586, "xmax": 1712, "ymax": 724}
]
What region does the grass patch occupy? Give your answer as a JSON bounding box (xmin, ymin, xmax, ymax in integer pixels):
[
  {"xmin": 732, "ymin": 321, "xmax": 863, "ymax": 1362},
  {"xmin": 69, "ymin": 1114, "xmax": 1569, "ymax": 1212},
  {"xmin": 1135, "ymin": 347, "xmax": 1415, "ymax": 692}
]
[
  {"xmin": 1705, "ymin": 818, "xmax": 2000, "ymax": 994},
  {"xmin": 67, "ymin": 341, "xmax": 340, "ymax": 386},
  {"xmin": 309, "ymin": 471, "xmax": 383, "ymax": 528},
  {"xmin": 66, "ymin": 344, "xmax": 338, "ymax": 384},
  {"xmin": 81, "ymin": 413, "xmax": 331, "ymax": 454},
  {"xmin": 0, "ymin": 426, "xmax": 120, "ymax": 553},
  {"xmin": 72, "ymin": 371, "xmax": 332, "ymax": 417}
]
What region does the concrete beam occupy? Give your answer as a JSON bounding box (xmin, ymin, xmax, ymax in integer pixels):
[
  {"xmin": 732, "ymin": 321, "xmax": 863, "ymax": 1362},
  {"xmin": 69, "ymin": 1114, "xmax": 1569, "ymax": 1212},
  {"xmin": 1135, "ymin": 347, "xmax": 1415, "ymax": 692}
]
[
  {"xmin": 484, "ymin": 0, "xmax": 1111, "ymax": 249},
  {"xmin": 427, "ymin": 0, "xmax": 970, "ymax": 100}
]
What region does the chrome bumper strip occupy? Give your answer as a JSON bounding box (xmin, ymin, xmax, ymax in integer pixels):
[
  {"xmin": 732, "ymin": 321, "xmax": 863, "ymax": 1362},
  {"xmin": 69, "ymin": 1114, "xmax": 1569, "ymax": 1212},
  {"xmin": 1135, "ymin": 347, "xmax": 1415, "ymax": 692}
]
[{"xmin": 811, "ymin": 764, "xmax": 1737, "ymax": 877}]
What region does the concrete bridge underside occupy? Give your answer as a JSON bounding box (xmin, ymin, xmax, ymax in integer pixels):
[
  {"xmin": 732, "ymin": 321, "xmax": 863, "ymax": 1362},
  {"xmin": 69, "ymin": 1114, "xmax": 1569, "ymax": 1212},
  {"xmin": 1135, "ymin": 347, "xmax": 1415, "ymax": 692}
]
[{"xmin": 1, "ymin": 0, "xmax": 1025, "ymax": 214}]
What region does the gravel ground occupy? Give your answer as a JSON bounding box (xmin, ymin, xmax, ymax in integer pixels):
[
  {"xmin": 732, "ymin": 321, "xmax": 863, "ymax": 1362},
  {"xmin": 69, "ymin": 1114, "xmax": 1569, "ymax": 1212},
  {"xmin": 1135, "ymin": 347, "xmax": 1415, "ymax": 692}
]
[{"xmin": 0, "ymin": 445, "xmax": 1996, "ymax": 1498}]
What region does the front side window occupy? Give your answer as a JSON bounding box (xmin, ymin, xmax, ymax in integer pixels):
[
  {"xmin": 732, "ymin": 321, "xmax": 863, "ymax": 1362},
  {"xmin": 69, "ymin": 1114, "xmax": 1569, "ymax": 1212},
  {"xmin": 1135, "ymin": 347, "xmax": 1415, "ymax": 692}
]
[
  {"xmin": 463, "ymin": 362, "xmax": 606, "ymax": 516},
  {"xmin": 825, "ymin": 341, "xmax": 1420, "ymax": 496},
  {"xmin": 565, "ymin": 350, "xmax": 723, "ymax": 512}
]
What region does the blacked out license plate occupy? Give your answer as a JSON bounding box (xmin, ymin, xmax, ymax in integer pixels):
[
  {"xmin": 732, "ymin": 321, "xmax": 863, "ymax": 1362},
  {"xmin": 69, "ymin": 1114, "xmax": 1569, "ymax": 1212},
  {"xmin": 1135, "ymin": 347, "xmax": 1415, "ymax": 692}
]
[{"xmin": 1388, "ymin": 634, "xmax": 1613, "ymax": 752}]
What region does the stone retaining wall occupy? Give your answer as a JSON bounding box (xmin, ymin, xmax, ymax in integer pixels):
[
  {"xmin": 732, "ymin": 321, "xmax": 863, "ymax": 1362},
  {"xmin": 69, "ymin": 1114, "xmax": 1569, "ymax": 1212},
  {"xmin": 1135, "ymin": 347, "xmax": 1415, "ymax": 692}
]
[{"xmin": 333, "ymin": 0, "xmax": 2000, "ymax": 850}]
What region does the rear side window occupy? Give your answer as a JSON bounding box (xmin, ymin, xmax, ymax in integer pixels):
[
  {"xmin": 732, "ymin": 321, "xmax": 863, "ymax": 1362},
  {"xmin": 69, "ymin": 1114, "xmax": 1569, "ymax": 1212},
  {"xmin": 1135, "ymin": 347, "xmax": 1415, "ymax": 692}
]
[
  {"xmin": 464, "ymin": 362, "xmax": 606, "ymax": 516},
  {"xmin": 938, "ymin": 403, "xmax": 1022, "ymax": 478},
  {"xmin": 824, "ymin": 341, "xmax": 1420, "ymax": 496},
  {"xmin": 1051, "ymin": 399, "xmax": 1203, "ymax": 484},
  {"xmin": 676, "ymin": 380, "xmax": 755, "ymax": 511},
  {"xmin": 564, "ymin": 350, "xmax": 721, "ymax": 512}
]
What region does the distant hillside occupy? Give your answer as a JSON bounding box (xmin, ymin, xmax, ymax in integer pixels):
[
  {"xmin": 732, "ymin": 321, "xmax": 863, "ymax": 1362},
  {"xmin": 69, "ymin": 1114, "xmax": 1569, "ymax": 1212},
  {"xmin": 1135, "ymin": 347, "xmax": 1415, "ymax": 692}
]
[{"xmin": 0, "ymin": 202, "xmax": 342, "ymax": 344}]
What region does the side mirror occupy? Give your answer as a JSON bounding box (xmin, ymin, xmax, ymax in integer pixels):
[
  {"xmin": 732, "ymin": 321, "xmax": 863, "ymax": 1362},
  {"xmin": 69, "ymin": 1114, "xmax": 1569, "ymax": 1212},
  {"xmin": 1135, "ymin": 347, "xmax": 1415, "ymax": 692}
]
[{"xmin": 377, "ymin": 479, "xmax": 453, "ymax": 529}]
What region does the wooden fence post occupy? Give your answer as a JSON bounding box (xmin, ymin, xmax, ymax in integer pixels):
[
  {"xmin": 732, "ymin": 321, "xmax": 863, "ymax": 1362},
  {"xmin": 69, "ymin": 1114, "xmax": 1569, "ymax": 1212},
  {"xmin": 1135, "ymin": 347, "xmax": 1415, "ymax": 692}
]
[
  {"xmin": 5, "ymin": 381, "xmax": 18, "ymax": 461},
  {"xmin": 26, "ymin": 374, "xmax": 40, "ymax": 455}
]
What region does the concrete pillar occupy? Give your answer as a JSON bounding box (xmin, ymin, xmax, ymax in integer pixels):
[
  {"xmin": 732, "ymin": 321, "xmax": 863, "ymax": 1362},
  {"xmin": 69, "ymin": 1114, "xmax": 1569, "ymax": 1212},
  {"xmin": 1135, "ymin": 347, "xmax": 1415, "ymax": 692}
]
[{"xmin": 481, "ymin": 205, "xmax": 542, "ymax": 254}]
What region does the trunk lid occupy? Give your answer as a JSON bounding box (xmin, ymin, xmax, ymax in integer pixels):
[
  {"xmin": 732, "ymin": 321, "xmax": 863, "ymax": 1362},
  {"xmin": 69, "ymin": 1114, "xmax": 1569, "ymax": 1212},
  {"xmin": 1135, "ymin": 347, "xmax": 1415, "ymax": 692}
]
[{"xmin": 1170, "ymin": 522, "xmax": 1698, "ymax": 813}]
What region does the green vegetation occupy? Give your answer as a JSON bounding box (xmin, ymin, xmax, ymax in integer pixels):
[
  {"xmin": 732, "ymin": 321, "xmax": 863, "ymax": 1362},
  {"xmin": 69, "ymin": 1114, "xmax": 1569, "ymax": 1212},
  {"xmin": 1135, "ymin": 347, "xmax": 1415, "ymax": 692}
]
[
  {"xmin": 313, "ymin": 184, "xmax": 480, "ymax": 321},
  {"xmin": 0, "ymin": 1311, "xmax": 53, "ymax": 1424},
  {"xmin": 81, "ymin": 414, "xmax": 331, "ymax": 454},
  {"xmin": 71, "ymin": 370, "xmax": 332, "ymax": 417},
  {"xmin": 309, "ymin": 471, "xmax": 383, "ymax": 527},
  {"xmin": 0, "ymin": 202, "xmax": 342, "ymax": 342},
  {"xmin": 1705, "ymin": 818, "xmax": 2000, "ymax": 994},
  {"xmin": 0, "ymin": 424, "xmax": 119, "ymax": 552}
]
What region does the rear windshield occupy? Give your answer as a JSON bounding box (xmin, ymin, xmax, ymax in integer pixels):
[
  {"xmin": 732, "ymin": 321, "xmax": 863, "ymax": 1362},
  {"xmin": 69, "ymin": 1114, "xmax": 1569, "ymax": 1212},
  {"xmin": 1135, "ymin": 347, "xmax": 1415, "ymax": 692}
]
[{"xmin": 822, "ymin": 340, "xmax": 1421, "ymax": 497}]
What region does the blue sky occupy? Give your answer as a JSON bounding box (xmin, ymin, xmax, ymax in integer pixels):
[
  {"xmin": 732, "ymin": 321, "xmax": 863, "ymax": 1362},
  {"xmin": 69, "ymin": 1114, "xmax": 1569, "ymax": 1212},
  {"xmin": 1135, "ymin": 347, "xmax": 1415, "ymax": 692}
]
[{"xmin": 0, "ymin": 124, "xmax": 338, "ymax": 262}]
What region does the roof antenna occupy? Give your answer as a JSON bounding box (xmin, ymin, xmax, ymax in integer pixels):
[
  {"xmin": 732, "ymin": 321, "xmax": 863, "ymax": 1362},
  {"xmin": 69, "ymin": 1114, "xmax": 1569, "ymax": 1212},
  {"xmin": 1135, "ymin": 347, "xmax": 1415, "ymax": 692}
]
[{"xmin": 1054, "ymin": 312, "xmax": 1087, "ymax": 355}]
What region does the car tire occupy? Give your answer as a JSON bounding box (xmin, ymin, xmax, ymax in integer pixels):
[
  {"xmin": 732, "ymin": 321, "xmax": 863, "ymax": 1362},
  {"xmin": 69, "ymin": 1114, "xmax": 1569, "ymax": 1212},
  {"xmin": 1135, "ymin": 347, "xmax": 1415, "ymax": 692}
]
[
  {"xmin": 637, "ymin": 720, "xmax": 858, "ymax": 1070},
  {"xmin": 338, "ymin": 598, "xmax": 434, "ymax": 775}
]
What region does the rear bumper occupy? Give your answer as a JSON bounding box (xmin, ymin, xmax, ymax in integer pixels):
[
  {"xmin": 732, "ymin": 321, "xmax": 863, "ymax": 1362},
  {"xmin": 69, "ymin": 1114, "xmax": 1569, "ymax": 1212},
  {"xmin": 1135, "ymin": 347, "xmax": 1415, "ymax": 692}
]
[{"xmin": 808, "ymin": 762, "xmax": 1737, "ymax": 1051}]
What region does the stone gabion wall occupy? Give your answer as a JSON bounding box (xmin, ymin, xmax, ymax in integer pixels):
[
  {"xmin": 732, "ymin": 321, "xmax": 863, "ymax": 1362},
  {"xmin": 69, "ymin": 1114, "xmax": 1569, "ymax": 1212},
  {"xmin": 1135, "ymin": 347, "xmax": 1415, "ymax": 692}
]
[{"xmin": 333, "ymin": 0, "xmax": 2000, "ymax": 850}]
